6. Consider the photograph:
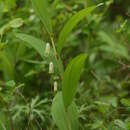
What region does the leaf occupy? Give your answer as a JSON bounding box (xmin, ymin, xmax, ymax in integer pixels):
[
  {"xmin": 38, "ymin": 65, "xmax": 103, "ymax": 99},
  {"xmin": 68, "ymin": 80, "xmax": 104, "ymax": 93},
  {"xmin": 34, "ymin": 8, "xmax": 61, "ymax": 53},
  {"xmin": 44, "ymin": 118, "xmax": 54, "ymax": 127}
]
[
  {"xmin": 0, "ymin": 18, "xmax": 23, "ymax": 36},
  {"xmin": 51, "ymin": 92, "xmax": 78, "ymax": 130},
  {"xmin": 114, "ymin": 119, "xmax": 127, "ymax": 130},
  {"xmin": 0, "ymin": 51, "xmax": 14, "ymax": 80},
  {"xmin": 31, "ymin": 0, "xmax": 52, "ymax": 34},
  {"xmin": 57, "ymin": 5, "xmax": 98, "ymax": 54},
  {"xmin": 16, "ymin": 33, "xmax": 45, "ymax": 58},
  {"xmin": 121, "ymin": 98, "xmax": 130, "ymax": 107},
  {"xmin": 62, "ymin": 54, "xmax": 87, "ymax": 108},
  {"xmin": 91, "ymin": 120, "xmax": 103, "ymax": 129},
  {"xmin": 51, "ymin": 0, "xmax": 60, "ymax": 10},
  {"xmin": 5, "ymin": 80, "xmax": 16, "ymax": 87},
  {"xmin": 98, "ymin": 31, "xmax": 129, "ymax": 60},
  {"xmin": 9, "ymin": 18, "xmax": 24, "ymax": 28}
]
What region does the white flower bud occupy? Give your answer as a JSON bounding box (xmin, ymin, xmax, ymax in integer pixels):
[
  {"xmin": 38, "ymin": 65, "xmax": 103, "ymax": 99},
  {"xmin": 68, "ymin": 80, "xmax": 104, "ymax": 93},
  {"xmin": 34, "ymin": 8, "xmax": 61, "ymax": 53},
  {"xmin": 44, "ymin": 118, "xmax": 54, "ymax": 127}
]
[
  {"xmin": 45, "ymin": 43, "xmax": 50, "ymax": 56},
  {"xmin": 29, "ymin": 15, "xmax": 35, "ymax": 21},
  {"xmin": 54, "ymin": 81, "xmax": 58, "ymax": 92},
  {"xmin": 49, "ymin": 62, "xmax": 54, "ymax": 74}
]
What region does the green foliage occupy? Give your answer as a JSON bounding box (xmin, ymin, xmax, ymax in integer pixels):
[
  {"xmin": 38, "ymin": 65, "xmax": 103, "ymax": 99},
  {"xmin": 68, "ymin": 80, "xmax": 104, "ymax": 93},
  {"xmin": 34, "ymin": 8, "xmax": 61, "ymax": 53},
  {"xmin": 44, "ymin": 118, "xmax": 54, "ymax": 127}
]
[
  {"xmin": 98, "ymin": 31, "xmax": 129, "ymax": 60},
  {"xmin": 51, "ymin": 92, "xmax": 78, "ymax": 130},
  {"xmin": 16, "ymin": 33, "xmax": 46, "ymax": 58},
  {"xmin": 62, "ymin": 54, "xmax": 87, "ymax": 108},
  {"xmin": 57, "ymin": 6, "xmax": 97, "ymax": 54},
  {"xmin": 0, "ymin": 0, "xmax": 130, "ymax": 129},
  {"xmin": 31, "ymin": 0, "xmax": 52, "ymax": 34},
  {"xmin": 0, "ymin": 51, "xmax": 14, "ymax": 80}
]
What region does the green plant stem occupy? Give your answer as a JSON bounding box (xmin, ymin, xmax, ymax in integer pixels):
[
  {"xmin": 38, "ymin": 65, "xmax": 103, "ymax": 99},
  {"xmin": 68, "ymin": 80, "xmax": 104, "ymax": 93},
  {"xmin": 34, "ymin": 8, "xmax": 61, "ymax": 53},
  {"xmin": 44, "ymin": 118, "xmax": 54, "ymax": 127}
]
[
  {"xmin": 50, "ymin": 36, "xmax": 63, "ymax": 78},
  {"xmin": 66, "ymin": 110, "xmax": 72, "ymax": 130},
  {"xmin": 50, "ymin": 37, "xmax": 57, "ymax": 60}
]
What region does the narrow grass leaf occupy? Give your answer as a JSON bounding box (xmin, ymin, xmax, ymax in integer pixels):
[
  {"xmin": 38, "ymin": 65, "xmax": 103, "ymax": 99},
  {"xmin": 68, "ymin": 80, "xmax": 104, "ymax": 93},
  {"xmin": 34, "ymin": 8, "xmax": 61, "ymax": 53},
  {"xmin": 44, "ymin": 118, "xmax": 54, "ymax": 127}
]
[{"xmin": 31, "ymin": 0, "xmax": 52, "ymax": 34}]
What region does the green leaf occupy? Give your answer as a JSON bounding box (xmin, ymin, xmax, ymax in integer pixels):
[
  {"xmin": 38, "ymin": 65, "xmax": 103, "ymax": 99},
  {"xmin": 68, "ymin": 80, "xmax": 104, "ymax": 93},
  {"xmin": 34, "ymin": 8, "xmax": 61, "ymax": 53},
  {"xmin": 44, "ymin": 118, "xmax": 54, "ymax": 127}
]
[
  {"xmin": 9, "ymin": 18, "xmax": 24, "ymax": 28},
  {"xmin": 5, "ymin": 80, "xmax": 16, "ymax": 87},
  {"xmin": 16, "ymin": 33, "xmax": 45, "ymax": 58},
  {"xmin": 51, "ymin": 92, "xmax": 78, "ymax": 130},
  {"xmin": 57, "ymin": 5, "xmax": 97, "ymax": 54},
  {"xmin": 114, "ymin": 119, "xmax": 127, "ymax": 130},
  {"xmin": 0, "ymin": 51, "xmax": 14, "ymax": 80},
  {"xmin": 121, "ymin": 98, "xmax": 130, "ymax": 107},
  {"xmin": 31, "ymin": 0, "xmax": 52, "ymax": 34},
  {"xmin": 62, "ymin": 54, "xmax": 87, "ymax": 108},
  {"xmin": 0, "ymin": 18, "xmax": 23, "ymax": 36}
]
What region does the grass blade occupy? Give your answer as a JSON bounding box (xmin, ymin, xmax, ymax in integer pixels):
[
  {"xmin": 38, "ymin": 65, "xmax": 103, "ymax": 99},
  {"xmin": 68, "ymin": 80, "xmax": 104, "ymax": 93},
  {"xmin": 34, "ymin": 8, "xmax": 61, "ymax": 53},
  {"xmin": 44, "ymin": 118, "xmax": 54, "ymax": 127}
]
[{"xmin": 31, "ymin": 0, "xmax": 52, "ymax": 34}]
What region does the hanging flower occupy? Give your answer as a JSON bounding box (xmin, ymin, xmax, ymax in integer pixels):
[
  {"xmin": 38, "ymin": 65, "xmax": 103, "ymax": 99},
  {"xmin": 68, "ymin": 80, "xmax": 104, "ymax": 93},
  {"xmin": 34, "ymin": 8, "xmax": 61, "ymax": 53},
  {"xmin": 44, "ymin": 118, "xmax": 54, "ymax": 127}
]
[
  {"xmin": 45, "ymin": 43, "xmax": 51, "ymax": 56},
  {"xmin": 54, "ymin": 81, "xmax": 58, "ymax": 92},
  {"xmin": 49, "ymin": 62, "xmax": 54, "ymax": 74}
]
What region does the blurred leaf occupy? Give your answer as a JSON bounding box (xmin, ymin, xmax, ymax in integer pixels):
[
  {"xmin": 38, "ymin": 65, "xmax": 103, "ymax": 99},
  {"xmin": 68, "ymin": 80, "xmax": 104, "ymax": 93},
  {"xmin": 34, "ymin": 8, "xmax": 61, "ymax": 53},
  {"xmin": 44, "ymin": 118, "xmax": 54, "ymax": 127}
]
[
  {"xmin": 114, "ymin": 119, "xmax": 127, "ymax": 130},
  {"xmin": 0, "ymin": 24, "xmax": 10, "ymax": 36},
  {"xmin": 0, "ymin": 18, "xmax": 23, "ymax": 36},
  {"xmin": 0, "ymin": 51, "xmax": 14, "ymax": 80},
  {"xmin": 116, "ymin": 20, "xmax": 127, "ymax": 33},
  {"xmin": 94, "ymin": 101, "xmax": 110, "ymax": 114},
  {"xmin": 98, "ymin": 31, "xmax": 129, "ymax": 60},
  {"xmin": 51, "ymin": 92, "xmax": 78, "ymax": 130},
  {"xmin": 9, "ymin": 18, "xmax": 24, "ymax": 28},
  {"xmin": 52, "ymin": 0, "xmax": 60, "ymax": 10},
  {"xmin": 121, "ymin": 98, "xmax": 130, "ymax": 107},
  {"xmin": 91, "ymin": 120, "xmax": 103, "ymax": 129},
  {"xmin": 62, "ymin": 54, "xmax": 87, "ymax": 108},
  {"xmin": 31, "ymin": 0, "xmax": 52, "ymax": 34},
  {"xmin": 5, "ymin": 80, "xmax": 16, "ymax": 87}
]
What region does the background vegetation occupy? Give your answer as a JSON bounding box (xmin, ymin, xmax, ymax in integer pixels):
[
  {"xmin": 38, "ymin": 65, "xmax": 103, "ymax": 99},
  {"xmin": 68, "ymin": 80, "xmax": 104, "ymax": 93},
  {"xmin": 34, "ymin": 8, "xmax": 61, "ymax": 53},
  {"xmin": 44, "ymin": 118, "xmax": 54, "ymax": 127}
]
[{"xmin": 0, "ymin": 0, "xmax": 130, "ymax": 130}]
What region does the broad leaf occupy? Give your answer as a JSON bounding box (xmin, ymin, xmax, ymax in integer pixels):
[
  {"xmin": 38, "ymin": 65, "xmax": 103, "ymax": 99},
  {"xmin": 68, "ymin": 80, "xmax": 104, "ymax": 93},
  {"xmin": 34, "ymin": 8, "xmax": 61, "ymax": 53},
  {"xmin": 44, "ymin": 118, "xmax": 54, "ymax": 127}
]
[
  {"xmin": 51, "ymin": 92, "xmax": 78, "ymax": 130},
  {"xmin": 16, "ymin": 33, "xmax": 45, "ymax": 58},
  {"xmin": 57, "ymin": 5, "xmax": 99, "ymax": 54},
  {"xmin": 31, "ymin": 0, "xmax": 52, "ymax": 34},
  {"xmin": 62, "ymin": 54, "xmax": 87, "ymax": 108}
]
